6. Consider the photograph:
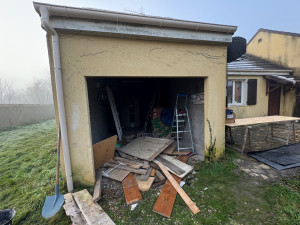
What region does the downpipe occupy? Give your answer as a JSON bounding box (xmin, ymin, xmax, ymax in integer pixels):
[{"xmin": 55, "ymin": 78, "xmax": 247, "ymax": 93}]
[{"xmin": 39, "ymin": 6, "xmax": 73, "ymax": 192}]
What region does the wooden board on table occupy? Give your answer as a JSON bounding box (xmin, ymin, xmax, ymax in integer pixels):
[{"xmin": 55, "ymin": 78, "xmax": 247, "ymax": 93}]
[
  {"xmin": 135, "ymin": 175, "xmax": 155, "ymax": 192},
  {"xmin": 118, "ymin": 137, "xmax": 174, "ymax": 161},
  {"xmin": 226, "ymin": 116, "xmax": 300, "ymax": 127},
  {"xmin": 93, "ymin": 135, "xmax": 117, "ymax": 170},
  {"xmin": 102, "ymin": 168, "xmax": 130, "ymax": 182},
  {"xmin": 153, "ymin": 154, "xmax": 193, "ymax": 178},
  {"xmin": 72, "ymin": 189, "xmax": 115, "ymax": 225},
  {"xmin": 152, "ymin": 155, "xmax": 189, "ymax": 218},
  {"xmin": 122, "ymin": 173, "xmax": 142, "ymax": 205}
]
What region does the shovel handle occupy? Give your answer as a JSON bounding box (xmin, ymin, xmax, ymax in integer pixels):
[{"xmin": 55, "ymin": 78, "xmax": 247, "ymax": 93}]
[{"xmin": 56, "ymin": 127, "xmax": 61, "ymax": 185}]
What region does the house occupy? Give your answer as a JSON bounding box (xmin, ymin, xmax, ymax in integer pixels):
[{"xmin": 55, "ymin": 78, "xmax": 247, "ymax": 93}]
[
  {"xmin": 34, "ymin": 2, "xmax": 237, "ymax": 191},
  {"xmin": 227, "ymin": 54, "xmax": 295, "ymax": 118},
  {"xmin": 247, "ymin": 28, "xmax": 300, "ymax": 117}
]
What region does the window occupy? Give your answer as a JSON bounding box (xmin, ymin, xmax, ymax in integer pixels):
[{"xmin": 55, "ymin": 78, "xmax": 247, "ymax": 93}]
[{"xmin": 227, "ymin": 80, "xmax": 246, "ymax": 105}]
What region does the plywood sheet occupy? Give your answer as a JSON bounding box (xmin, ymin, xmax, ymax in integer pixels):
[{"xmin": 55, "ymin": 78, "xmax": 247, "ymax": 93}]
[
  {"xmin": 122, "ymin": 173, "xmax": 142, "ymax": 205},
  {"xmin": 153, "ymin": 155, "xmax": 193, "ymax": 178},
  {"xmin": 226, "ymin": 116, "xmax": 300, "ymax": 127},
  {"xmin": 93, "ymin": 135, "xmax": 117, "ymax": 170},
  {"xmin": 102, "ymin": 168, "xmax": 130, "ymax": 182},
  {"xmin": 119, "ymin": 137, "xmax": 174, "ymax": 161}
]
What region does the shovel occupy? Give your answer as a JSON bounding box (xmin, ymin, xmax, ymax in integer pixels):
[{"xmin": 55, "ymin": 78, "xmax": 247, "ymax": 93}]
[{"xmin": 42, "ymin": 127, "xmax": 65, "ymax": 218}]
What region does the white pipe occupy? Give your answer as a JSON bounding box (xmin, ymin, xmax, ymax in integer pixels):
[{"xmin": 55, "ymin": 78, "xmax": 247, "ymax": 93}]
[{"xmin": 39, "ymin": 6, "xmax": 73, "ymax": 192}]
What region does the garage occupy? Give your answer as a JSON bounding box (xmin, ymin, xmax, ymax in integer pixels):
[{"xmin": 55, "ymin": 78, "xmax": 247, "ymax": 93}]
[{"xmin": 34, "ymin": 2, "xmax": 237, "ymax": 190}]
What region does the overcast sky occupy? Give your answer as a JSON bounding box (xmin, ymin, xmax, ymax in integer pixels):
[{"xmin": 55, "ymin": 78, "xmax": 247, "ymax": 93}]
[{"xmin": 1, "ymin": 0, "xmax": 300, "ymax": 90}]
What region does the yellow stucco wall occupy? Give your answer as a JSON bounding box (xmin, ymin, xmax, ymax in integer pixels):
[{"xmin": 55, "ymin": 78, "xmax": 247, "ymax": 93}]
[
  {"xmin": 228, "ymin": 75, "xmax": 296, "ymax": 118},
  {"xmin": 50, "ymin": 32, "xmax": 228, "ymax": 186},
  {"xmin": 247, "ymin": 31, "xmax": 300, "ymax": 76}
]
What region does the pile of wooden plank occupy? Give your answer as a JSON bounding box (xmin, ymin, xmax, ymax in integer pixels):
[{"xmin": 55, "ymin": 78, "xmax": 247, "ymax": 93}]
[{"xmin": 93, "ymin": 136, "xmax": 199, "ymax": 218}]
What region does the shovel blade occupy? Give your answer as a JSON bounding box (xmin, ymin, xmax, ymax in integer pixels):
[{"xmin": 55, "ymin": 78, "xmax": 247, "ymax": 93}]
[{"xmin": 42, "ymin": 193, "xmax": 64, "ymax": 218}]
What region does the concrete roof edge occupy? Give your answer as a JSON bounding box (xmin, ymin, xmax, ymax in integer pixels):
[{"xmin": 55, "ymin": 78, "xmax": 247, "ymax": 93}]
[{"xmin": 33, "ymin": 2, "xmax": 237, "ymax": 34}]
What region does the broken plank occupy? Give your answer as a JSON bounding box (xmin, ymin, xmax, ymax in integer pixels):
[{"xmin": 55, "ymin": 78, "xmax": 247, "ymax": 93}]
[
  {"xmin": 138, "ymin": 167, "xmax": 152, "ymax": 181},
  {"xmin": 93, "ymin": 179, "xmax": 102, "ymax": 203},
  {"xmin": 105, "ymin": 163, "xmax": 148, "ymax": 175},
  {"xmin": 122, "ymin": 173, "xmax": 142, "ymax": 205},
  {"xmin": 151, "ymin": 179, "xmax": 167, "ymax": 189},
  {"xmin": 155, "ymin": 170, "xmax": 165, "ymax": 181},
  {"xmin": 155, "ymin": 155, "xmax": 185, "ymax": 175},
  {"xmin": 102, "ymin": 168, "xmax": 130, "ymax": 182},
  {"xmin": 63, "ymin": 193, "xmax": 87, "ymax": 225},
  {"xmin": 114, "ymin": 157, "xmax": 143, "ymax": 168},
  {"xmin": 135, "ymin": 175, "xmax": 155, "ymax": 192},
  {"xmin": 162, "ymin": 144, "xmax": 176, "ymax": 154},
  {"xmin": 154, "ymin": 154, "xmax": 193, "ymax": 178},
  {"xmin": 156, "ymin": 161, "xmax": 200, "ymax": 215},
  {"xmin": 119, "ymin": 137, "xmax": 174, "ymax": 161},
  {"xmin": 72, "ymin": 189, "xmax": 115, "ymax": 225},
  {"xmin": 150, "ymin": 168, "xmax": 156, "ymax": 177},
  {"xmin": 93, "ymin": 135, "xmax": 117, "ymax": 170}
]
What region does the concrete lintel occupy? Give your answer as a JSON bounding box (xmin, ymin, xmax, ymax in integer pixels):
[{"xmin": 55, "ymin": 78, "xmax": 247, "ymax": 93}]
[{"xmin": 50, "ymin": 18, "xmax": 233, "ymax": 44}]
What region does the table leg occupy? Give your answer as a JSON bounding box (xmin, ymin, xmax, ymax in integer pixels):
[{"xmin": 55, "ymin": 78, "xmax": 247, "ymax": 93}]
[
  {"xmin": 241, "ymin": 126, "xmax": 249, "ymax": 154},
  {"xmin": 286, "ymin": 121, "xmax": 294, "ymax": 145},
  {"xmin": 248, "ymin": 126, "xmax": 252, "ymax": 151}
]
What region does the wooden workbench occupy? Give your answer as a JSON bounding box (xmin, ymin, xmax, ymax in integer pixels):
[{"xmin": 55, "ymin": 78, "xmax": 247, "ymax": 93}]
[{"xmin": 226, "ymin": 116, "xmax": 300, "ymax": 154}]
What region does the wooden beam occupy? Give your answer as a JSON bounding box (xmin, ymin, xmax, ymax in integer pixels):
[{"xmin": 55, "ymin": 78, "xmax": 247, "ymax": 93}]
[{"xmin": 155, "ymin": 161, "xmax": 200, "ymax": 215}]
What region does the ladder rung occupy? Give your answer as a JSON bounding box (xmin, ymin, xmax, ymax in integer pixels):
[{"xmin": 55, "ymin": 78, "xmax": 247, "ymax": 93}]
[
  {"xmin": 177, "ymin": 131, "xmax": 191, "ymax": 133},
  {"xmin": 172, "ymin": 125, "xmax": 184, "ymax": 128},
  {"xmin": 178, "ymin": 147, "xmax": 194, "ymax": 150},
  {"xmin": 177, "ymin": 113, "xmax": 187, "ymax": 116},
  {"xmin": 175, "ymin": 120, "xmax": 185, "ymax": 123}
]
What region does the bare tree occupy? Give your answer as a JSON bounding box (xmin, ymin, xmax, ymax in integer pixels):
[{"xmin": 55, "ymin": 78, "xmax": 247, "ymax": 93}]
[
  {"xmin": 24, "ymin": 75, "xmax": 53, "ymax": 104},
  {"xmin": 0, "ymin": 77, "xmax": 15, "ymax": 104}
]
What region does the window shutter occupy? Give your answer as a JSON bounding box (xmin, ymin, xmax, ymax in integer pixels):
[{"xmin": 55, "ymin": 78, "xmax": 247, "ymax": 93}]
[{"xmin": 247, "ymin": 79, "xmax": 257, "ymax": 105}]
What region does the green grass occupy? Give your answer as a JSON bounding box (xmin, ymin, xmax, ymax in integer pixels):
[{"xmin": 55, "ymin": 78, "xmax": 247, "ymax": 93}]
[
  {"xmin": 0, "ymin": 120, "xmax": 70, "ymax": 224},
  {"xmin": 1, "ymin": 120, "xmax": 299, "ymax": 224}
]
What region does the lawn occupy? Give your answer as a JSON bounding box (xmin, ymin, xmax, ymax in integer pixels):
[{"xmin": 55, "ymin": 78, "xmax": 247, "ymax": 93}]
[{"xmin": 0, "ymin": 120, "xmax": 299, "ymax": 224}]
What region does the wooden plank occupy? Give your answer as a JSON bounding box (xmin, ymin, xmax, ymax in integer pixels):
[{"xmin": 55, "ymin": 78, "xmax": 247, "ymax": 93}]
[
  {"xmin": 122, "ymin": 173, "xmax": 142, "ymax": 205},
  {"xmin": 150, "ymin": 168, "xmax": 156, "ymax": 177},
  {"xmin": 153, "ymin": 174, "xmax": 181, "ymax": 218},
  {"xmin": 72, "ymin": 189, "xmax": 115, "ymax": 225},
  {"xmin": 156, "ymin": 161, "xmax": 200, "ymax": 215},
  {"xmin": 63, "ymin": 193, "xmax": 87, "ymax": 225},
  {"xmin": 155, "ymin": 170, "xmax": 165, "ymax": 181},
  {"xmin": 155, "ymin": 155, "xmax": 185, "ymax": 175},
  {"xmin": 114, "ymin": 157, "xmax": 143, "ymax": 168},
  {"xmin": 138, "ymin": 167, "xmax": 152, "ymax": 181},
  {"xmin": 153, "ymin": 155, "xmax": 193, "ymax": 178},
  {"xmin": 152, "ymin": 155, "xmax": 189, "ymax": 217},
  {"xmin": 151, "ymin": 179, "xmax": 167, "ymax": 189},
  {"xmin": 102, "ymin": 168, "xmax": 130, "ymax": 182},
  {"xmin": 93, "ymin": 179, "xmax": 102, "ymax": 203},
  {"xmin": 105, "ymin": 163, "xmax": 147, "ymax": 175},
  {"xmin": 226, "ymin": 116, "xmax": 300, "ymax": 127},
  {"xmin": 119, "ymin": 137, "xmax": 174, "ymax": 161},
  {"xmin": 143, "ymin": 160, "xmax": 150, "ymax": 169},
  {"xmin": 168, "ymin": 151, "xmax": 192, "ymax": 156},
  {"xmin": 135, "ymin": 175, "xmax": 155, "ymax": 191},
  {"xmin": 163, "ymin": 144, "xmax": 176, "ymax": 154},
  {"xmin": 93, "ymin": 135, "xmax": 117, "ymax": 170}
]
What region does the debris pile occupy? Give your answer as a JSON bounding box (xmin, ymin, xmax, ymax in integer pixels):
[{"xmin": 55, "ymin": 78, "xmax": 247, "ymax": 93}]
[{"xmin": 81, "ymin": 135, "xmax": 199, "ymax": 222}]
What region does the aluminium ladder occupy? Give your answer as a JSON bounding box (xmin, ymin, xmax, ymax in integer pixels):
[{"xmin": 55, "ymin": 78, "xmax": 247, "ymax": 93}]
[{"xmin": 171, "ymin": 94, "xmax": 194, "ymax": 152}]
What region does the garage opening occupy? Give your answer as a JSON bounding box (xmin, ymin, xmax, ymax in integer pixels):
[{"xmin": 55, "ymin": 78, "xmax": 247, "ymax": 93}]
[{"xmin": 86, "ymin": 77, "xmax": 205, "ymax": 157}]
